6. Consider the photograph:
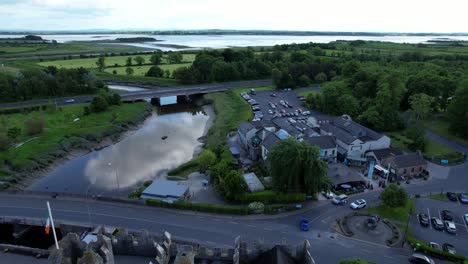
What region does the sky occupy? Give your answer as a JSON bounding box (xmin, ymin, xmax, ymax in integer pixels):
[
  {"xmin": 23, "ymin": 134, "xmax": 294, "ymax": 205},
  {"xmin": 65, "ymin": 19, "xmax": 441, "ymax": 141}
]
[{"xmin": 0, "ymin": 0, "xmax": 467, "ymax": 33}]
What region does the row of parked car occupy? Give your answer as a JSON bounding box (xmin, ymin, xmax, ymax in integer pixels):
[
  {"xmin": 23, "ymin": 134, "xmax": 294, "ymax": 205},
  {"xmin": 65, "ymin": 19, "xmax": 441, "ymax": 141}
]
[
  {"xmin": 240, "ymin": 92, "xmax": 264, "ymax": 121},
  {"xmin": 446, "ymin": 191, "xmax": 468, "ymax": 203}
]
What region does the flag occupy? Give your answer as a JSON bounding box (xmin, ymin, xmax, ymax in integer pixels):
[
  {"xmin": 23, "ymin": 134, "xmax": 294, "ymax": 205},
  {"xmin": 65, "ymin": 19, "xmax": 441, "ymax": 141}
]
[{"xmin": 45, "ymin": 214, "xmax": 51, "ymax": 234}]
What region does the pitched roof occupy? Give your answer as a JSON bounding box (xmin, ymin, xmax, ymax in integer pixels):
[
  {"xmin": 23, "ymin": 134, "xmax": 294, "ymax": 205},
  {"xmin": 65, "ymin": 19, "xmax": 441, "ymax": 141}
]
[
  {"xmin": 261, "ymin": 133, "xmax": 282, "ymax": 151},
  {"xmin": 320, "ymin": 123, "xmax": 358, "ymax": 144},
  {"xmin": 332, "ymin": 116, "xmax": 383, "ymax": 142},
  {"xmin": 391, "ymin": 153, "xmax": 427, "ymax": 168},
  {"xmin": 251, "ymin": 246, "xmax": 297, "ymax": 264},
  {"xmin": 305, "ymin": 135, "xmax": 337, "ymax": 149},
  {"xmin": 369, "ymin": 147, "xmax": 403, "ymax": 160},
  {"xmin": 238, "ymin": 122, "xmax": 255, "ymax": 135}
]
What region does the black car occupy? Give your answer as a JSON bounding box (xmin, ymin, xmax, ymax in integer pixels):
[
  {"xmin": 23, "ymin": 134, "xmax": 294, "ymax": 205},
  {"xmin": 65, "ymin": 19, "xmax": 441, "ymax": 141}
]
[
  {"xmin": 418, "ymin": 213, "xmax": 429, "ymax": 227},
  {"xmin": 441, "ymin": 210, "xmax": 454, "ymax": 221},
  {"xmin": 431, "ymin": 217, "xmax": 444, "ymax": 230},
  {"xmin": 443, "ymin": 243, "xmax": 456, "ymax": 254},
  {"xmin": 446, "ymin": 192, "xmax": 458, "ymax": 201}
]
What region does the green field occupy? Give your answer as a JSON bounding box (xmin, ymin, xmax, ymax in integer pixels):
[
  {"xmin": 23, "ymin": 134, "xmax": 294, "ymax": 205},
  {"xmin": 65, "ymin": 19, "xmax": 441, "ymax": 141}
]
[
  {"xmin": 0, "ymin": 44, "xmax": 48, "ymax": 54},
  {"xmin": 423, "ymin": 117, "xmax": 468, "ymax": 147},
  {"xmin": 104, "ymin": 63, "xmax": 192, "ymax": 76},
  {"xmin": 0, "ymin": 102, "xmax": 150, "ymax": 172},
  {"xmin": 366, "ymin": 198, "xmax": 415, "ymax": 222},
  {"xmin": 38, "ymin": 54, "xmax": 195, "ymax": 69}
]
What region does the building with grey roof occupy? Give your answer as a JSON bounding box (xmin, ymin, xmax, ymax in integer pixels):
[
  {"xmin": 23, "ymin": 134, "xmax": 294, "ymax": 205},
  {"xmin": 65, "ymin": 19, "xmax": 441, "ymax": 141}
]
[
  {"xmin": 260, "ymin": 133, "xmax": 282, "ymax": 161},
  {"xmin": 365, "ymin": 147, "xmax": 403, "ymax": 165},
  {"xmin": 242, "ymin": 172, "xmax": 265, "ymax": 192},
  {"xmin": 304, "ymin": 135, "xmax": 337, "ymax": 162},
  {"xmin": 140, "ymin": 180, "xmax": 189, "ymax": 202},
  {"xmin": 382, "ymin": 152, "xmax": 427, "ymax": 179}
]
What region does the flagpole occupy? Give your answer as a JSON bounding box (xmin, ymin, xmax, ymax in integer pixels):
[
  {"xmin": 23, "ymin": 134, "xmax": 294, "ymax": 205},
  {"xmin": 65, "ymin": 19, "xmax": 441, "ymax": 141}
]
[{"xmin": 47, "ymin": 201, "xmax": 60, "ymax": 250}]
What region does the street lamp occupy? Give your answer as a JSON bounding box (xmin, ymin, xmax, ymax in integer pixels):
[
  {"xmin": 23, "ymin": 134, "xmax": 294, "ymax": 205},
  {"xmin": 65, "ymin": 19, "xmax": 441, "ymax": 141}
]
[{"xmin": 108, "ymin": 162, "xmax": 120, "ymax": 197}]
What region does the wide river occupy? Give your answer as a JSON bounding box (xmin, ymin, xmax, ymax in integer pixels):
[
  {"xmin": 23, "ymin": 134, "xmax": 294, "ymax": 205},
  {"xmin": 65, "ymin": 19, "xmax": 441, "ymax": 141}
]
[
  {"xmin": 27, "ymin": 92, "xmax": 213, "ymax": 197},
  {"xmin": 2, "ymin": 34, "xmax": 468, "ymax": 51}
]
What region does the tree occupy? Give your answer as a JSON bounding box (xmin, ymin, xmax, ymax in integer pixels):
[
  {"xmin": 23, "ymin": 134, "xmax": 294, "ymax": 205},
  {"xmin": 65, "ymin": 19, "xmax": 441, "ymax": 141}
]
[
  {"xmin": 125, "ymin": 67, "xmax": 134, "ymax": 76},
  {"xmin": 222, "ymin": 170, "xmax": 247, "ymax": 201},
  {"xmin": 339, "ymin": 259, "xmax": 376, "ymax": 264},
  {"xmin": 173, "ymin": 67, "xmax": 195, "ymax": 84},
  {"xmin": 164, "ymin": 69, "xmax": 171, "ymax": 78},
  {"xmin": 380, "ymin": 184, "xmax": 408, "ymax": 207},
  {"xmin": 337, "ymin": 94, "xmax": 360, "ymax": 117},
  {"xmin": 150, "ymin": 53, "xmax": 163, "ymax": 65},
  {"xmin": 7, "ymin": 127, "xmax": 21, "ymax": 141},
  {"xmin": 198, "ymin": 150, "xmax": 216, "ymax": 172},
  {"xmin": 0, "ymin": 134, "xmax": 11, "ymax": 151},
  {"xmin": 314, "ymin": 72, "xmax": 327, "ymax": 83},
  {"xmin": 145, "ymin": 66, "xmax": 164, "ymax": 77},
  {"xmin": 447, "ymin": 79, "xmax": 468, "ymax": 138},
  {"xmin": 125, "ymin": 57, "xmax": 132, "ymax": 66},
  {"xmin": 134, "ymin": 56, "xmax": 145, "ymax": 66},
  {"xmin": 24, "ymin": 118, "xmax": 46, "ymax": 135},
  {"xmin": 167, "ymin": 52, "xmax": 183, "ymax": 64},
  {"xmin": 90, "ymin": 96, "xmax": 108, "ymax": 113},
  {"xmin": 409, "ymin": 93, "xmax": 434, "ymax": 121},
  {"xmin": 268, "ymin": 138, "xmax": 329, "ymax": 194},
  {"xmin": 95, "ymin": 57, "xmax": 106, "ymax": 71},
  {"xmin": 297, "ymin": 74, "xmax": 311, "ymax": 87},
  {"xmin": 108, "ymin": 93, "xmax": 122, "ymax": 105},
  {"xmin": 406, "ymin": 125, "xmax": 426, "ymax": 151}
]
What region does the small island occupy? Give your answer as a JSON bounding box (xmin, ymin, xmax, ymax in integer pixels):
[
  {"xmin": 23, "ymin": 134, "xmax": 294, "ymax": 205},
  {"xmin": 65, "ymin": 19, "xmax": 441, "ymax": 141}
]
[{"xmin": 115, "ymin": 37, "xmax": 159, "ymax": 42}]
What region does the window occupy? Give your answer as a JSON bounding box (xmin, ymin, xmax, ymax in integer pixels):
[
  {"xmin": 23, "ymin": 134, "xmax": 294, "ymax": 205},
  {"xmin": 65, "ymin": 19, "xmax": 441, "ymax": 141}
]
[
  {"xmin": 419, "ymin": 167, "xmax": 422, "ymax": 171},
  {"xmin": 332, "ymin": 150, "xmax": 335, "ymax": 155},
  {"xmin": 324, "ymin": 150, "xmax": 328, "ymax": 156},
  {"xmin": 403, "ymin": 169, "xmax": 407, "ymax": 174},
  {"xmin": 411, "ymin": 168, "xmax": 414, "ymax": 173}
]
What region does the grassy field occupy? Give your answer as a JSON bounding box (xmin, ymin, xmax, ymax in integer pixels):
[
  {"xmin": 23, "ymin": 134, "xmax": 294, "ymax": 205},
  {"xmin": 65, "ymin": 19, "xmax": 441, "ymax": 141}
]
[
  {"xmin": 299, "ymin": 90, "xmax": 321, "ymax": 97},
  {"xmin": 204, "ymin": 85, "xmax": 275, "ymax": 150},
  {"xmin": 423, "ymin": 117, "xmax": 468, "ymax": 147},
  {"xmin": 38, "ymin": 54, "xmax": 195, "ymax": 69},
  {"xmin": 366, "ymin": 198, "xmax": 415, "ymax": 222},
  {"xmin": 0, "ymin": 44, "xmax": 48, "ymax": 54},
  {"xmin": 0, "ymin": 102, "xmax": 150, "ymax": 172},
  {"xmin": 425, "ymin": 193, "xmax": 447, "ymax": 201},
  {"xmin": 104, "ymin": 63, "xmax": 192, "ymax": 76}
]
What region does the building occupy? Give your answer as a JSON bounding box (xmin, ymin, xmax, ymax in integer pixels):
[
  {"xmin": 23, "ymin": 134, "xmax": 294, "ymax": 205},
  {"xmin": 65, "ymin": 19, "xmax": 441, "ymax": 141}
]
[
  {"xmin": 260, "ymin": 133, "xmax": 282, "ymax": 161},
  {"xmin": 382, "ymin": 152, "xmax": 428, "ymax": 179},
  {"xmin": 304, "ymin": 135, "xmax": 337, "ymax": 162},
  {"xmin": 365, "ymin": 147, "xmax": 403, "ymax": 165},
  {"xmin": 140, "ymin": 180, "xmax": 189, "ymax": 202},
  {"xmin": 242, "ymin": 172, "xmax": 265, "ymax": 192}
]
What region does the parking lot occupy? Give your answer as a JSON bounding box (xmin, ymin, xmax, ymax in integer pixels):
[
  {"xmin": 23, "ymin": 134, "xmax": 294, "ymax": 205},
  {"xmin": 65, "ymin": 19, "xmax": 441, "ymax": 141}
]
[{"xmin": 411, "ymin": 197, "xmax": 468, "ymax": 256}]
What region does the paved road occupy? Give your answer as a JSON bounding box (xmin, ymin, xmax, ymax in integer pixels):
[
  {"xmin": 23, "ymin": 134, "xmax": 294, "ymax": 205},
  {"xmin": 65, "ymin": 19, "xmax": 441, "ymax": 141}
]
[
  {"xmin": 0, "ymin": 79, "xmax": 272, "ymax": 109},
  {"xmin": 425, "ymin": 130, "xmax": 468, "ymax": 154}
]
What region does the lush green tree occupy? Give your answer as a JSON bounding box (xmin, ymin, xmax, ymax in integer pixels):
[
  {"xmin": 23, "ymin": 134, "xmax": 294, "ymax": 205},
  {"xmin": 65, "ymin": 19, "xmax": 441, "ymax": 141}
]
[
  {"xmin": 90, "ymin": 96, "xmax": 108, "ymax": 113},
  {"xmin": 125, "ymin": 67, "xmax": 134, "ymax": 76},
  {"xmin": 7, "ymin": 127, "xmax": 21, "ymax": 141},
  {"xmin": 342, "ymin": 60, "xmax": 360, "ymax": 77},
  {"xmin": 297, "ymin": 74, "xmax": 311, "ymax": 87},
  {"xmin": 211, "ymin": 61, "xmax": 240, "ymax": 82},
  {"xmin": 167, "ymin": 52, "xmax": 183, "ymax": 64},
  {"xmin": 0, "ymin": 134, "xmax": 11, "ymax": 151},
  {"xmin": 337, "ymin": 94, "xmax": 360, "ymax": 117},
  {"xmin": 380, "ymin": 184, "xmax": 408, "ymax": 207},
  {"xmin": 447, "ymin": 79, "xmax": 468, "ymax": 138},
  {"xmin": 164, "ymin": 69, "xmax": 171, "ymax": 78},
  {"xmin": 222, "ymin": 170, "xmax": 247, "ymax": 201},
  {"xmin": 192, "ymin": 54, "xmax": 219, "ymax": 83},
  {"xmin": 409, "ymin": 93, "xmax": 434, "ymax": 121},
  {"xmin": 406, "ymin": 125, "xmax": 426, "ymax": 151},
  {"xmin": 95, "ymin": 57, "xmax": 106, "ymax": 71},
  {"xmin": 134, "ymin": 56, "xmax": 145, "ymax": 66},
  {"xmin": 198, "ymin": 150, "xmax": 216, "ymax": 172},
  {"xmin": 339, "ymin": 259, "xmax": 376, "ymax": 264},
  {"xmin": 108, "ymin": 93, "xmax": 122, "ymax": 106},
  {"xmin": 268, "ymin": 138, "xmax": 329, "ymax": 194},
  {"xmin": 314, "ymin": 72, "xmax": 327, "ymax": 83},
  {"xmin": 173, "ymin": 66, "xmax": 195, "ymax": 84},
  {"xmin": 125, "ymin": 57, "xmax": 132, "ymax": 66},
  {"xmin": 150, "ymin": 52, "xmax": 163, "ymax": 65},
  {"xmin": 145, "ymin": 66, "xmax": 164, "ymax": 77}
]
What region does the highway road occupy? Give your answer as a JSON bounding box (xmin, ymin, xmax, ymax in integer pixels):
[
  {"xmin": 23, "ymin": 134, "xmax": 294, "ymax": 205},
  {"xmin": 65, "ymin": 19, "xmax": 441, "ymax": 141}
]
[{"xmin": 0, "ymin": 79, "xmax": 272, "ymax": 109}]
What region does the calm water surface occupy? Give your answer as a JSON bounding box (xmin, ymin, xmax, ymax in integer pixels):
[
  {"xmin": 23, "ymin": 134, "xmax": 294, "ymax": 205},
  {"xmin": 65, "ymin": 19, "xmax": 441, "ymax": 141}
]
[{"xmin": 27, "ymin": 102, "xmax": 211, "ymax": 196}]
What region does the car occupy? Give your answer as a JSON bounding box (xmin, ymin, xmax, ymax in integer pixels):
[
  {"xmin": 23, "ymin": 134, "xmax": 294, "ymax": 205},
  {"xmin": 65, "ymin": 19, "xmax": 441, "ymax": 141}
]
[
  {"xmin": 442, "ymin": 243, "xmax": 456, "ymax": 254},
  {"xmin": 321, "ymin": 191, "xmax": 335, "ymax": 199},
  {"xmin": 332, "ymin": 194, "xmax": 348, "ymax": 205},
  {"xmin": 447, "ymin": 192, "xmax": 458, "ymax": 201},
  {"xmin": 300, "ymin": 218, "xmax": 310, "ymax": 231},
  {"xmin": 418, "ymin": 213, "xmax": 429, "ymax": 227},
  {"xmin": 429, "ymin": 242, "xmax": 441, "ymax": 250},
  {"xmin": 270, "ymin": 93, "xmax": 276, "ymax": 97},
  {"xmin": 268, "ymin": 110, "xmax": 273, "ymax": 114},
  {"xmin": 65, "ymin": 99, "xmax": 75, "ymax": 103},
  {"xmin": 350, "ymin": 199, "xmax": 367, "ymax": 210},
  {"xmin": 431, "ymin": 217, "xmax": 444, "ymax": 230},
  {"xmin": 465, "ymin": 214, "xmax": 468, "ymax": 224},
  {"xmin": 458, "ymin": 193, "xmax": 468, "ymax": 204},
  {"xmin": 444, "ymin": 221, "xmax": 457, "ymax": 234},
  {"xmin": 409, "ymin": 253, "xmax": 435, "ymax": 264},
  {"xmin": 441, "ymin": 210, "xmax": 454, "ymax": 221}
]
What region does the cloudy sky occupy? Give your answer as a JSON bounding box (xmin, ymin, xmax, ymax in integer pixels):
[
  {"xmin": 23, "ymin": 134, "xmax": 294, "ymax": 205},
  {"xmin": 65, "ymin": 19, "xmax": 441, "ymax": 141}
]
[{"xmin": 1, "ymin": 0, "xmax": 467, "ymax": 32}]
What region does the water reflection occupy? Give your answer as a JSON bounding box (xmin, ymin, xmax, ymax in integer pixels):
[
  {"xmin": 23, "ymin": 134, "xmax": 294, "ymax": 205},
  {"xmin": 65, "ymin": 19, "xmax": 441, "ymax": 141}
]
[{"xmin": 27, "ymin": 104, "xmax": 210, "ymax": 196}]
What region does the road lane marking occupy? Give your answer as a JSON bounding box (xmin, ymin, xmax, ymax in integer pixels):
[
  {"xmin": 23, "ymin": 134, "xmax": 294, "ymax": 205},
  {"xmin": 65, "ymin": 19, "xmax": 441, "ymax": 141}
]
[
  {"xmin": 337, "ymin": 234, "xmax": 390, "ymax": 249},
  {"xmin": 361, "ymin": 249, "xmax": 371, "ymax": 253},
  {"xmin": 228, "ymin": 221, "xmax": 238, "ymax": 225},
  {"xmin": 247, "ymin": 224, "xmax": 256, "ymax": 228},
  {"xmin": 212, "ymin": 218, "xmax": 221, "ymax": 221}
]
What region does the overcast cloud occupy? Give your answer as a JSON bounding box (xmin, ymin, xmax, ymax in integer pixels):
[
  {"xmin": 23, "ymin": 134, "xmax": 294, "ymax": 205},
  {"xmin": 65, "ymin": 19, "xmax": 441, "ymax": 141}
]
[{"xmin": 1, "ymin": 0, "xmax": 467, "ymax": 32}]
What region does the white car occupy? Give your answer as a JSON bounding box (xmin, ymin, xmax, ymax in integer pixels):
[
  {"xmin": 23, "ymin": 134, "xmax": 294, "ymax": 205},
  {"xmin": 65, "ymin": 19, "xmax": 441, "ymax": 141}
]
[
  {"xmin": 445, "ymin": 221, "xmax": 457, "ymax": 234},
  {"xmin": 65, "ymin": 99, "xmax": 75, "ymax": 103},
  {"xmin": 350, "ymin": 199, "xmax": 367, "ymax": 210}
]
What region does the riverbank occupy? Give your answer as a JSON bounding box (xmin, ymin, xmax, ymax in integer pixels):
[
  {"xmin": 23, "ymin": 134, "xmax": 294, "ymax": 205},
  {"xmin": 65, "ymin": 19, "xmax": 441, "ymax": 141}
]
[{"xmin": 0, "ymin": 102, "xmax": 152, "ymax": 190}]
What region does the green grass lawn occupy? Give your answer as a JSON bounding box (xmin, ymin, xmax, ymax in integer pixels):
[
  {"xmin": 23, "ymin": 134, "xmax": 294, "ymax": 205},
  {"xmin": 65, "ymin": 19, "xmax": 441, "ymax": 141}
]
[
  {"xmin": 298, "ymin": 90, "xmax": 321, "ymax": 97},
  {"xmin": 38, "ymin": 54, "xmax": 195, "ymax": 69},
  {"xmin": 425, "ymin": 193, "xmax": 448, "ymax": 201},
  {"xmin": 0, "ymin": 44, "xmax": 48, "ymax": 54},
  {"xmin": 0, "ymin": 102, "xmax": 150, "ymax": 171},
  {"xmin": 103, "ymin": 63, "xmax": 192, "ymax": 76},
  {"xmin": 423, "ymin": 117, "xmax": 468, "ymax": 147},
  {"xmin": 365, "ymin": 198, "xmax": 415, "ymax": 222}
]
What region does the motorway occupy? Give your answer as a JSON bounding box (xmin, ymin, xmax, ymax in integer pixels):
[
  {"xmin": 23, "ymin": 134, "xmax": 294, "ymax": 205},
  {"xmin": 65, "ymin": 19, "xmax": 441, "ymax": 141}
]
[{"xmin": 0, "ymin": 79, "xmax": 272, "ymax": 109}]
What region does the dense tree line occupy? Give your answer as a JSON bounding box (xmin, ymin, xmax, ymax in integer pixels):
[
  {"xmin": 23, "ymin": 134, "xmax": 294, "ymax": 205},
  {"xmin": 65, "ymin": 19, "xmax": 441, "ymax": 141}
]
[{"xmin": 0, "ymin": 66, "xmax": 101, "ymax": 103}]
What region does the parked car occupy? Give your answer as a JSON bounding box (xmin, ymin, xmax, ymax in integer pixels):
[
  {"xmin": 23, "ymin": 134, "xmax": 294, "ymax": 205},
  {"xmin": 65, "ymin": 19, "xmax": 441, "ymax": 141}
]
[
  {"xmin": 332, "ymin": 194, "xmax": 348, "ymax": 205},
  {"xmin": 270, "ymin": 93, "xmax": 276, "ymax": 97},
  {"xmin": 65, "ymin": 99, "xmax": 75, "ymax": 103},
  {"xmin": 429, "ymin": 242, "xmax": 441, "ymax": 250},
  {"xmin": 321, "ymin": 191, "xmax": 335, "ymax": 199},
  {"xmin": 300, "ymin": 218, "xmax": 310, "ymax": 231},
  {"xmin": 464, "ymin": 214, "xmax": 468, "ymax": 224},
  {"xmin": 442, "ymin": 243, "xmax": 456, "ymax": 254},
  {"xmin": 444, "ymin": 221, "xmax": 457, "ymax": 234},
  {"xmin": 408, "ymin": 253, "xmax": 435, "ymax": 264},
  {"xmin": 458, "ymin": 193, "xmax": 468, "ymax": 204},
  {"xmin": 418, "ymin": 213, "xmax": 429, "ymax": 227},
  {"xmin": 447, "ymin": 192, "xmax": 458, "ymax": 201},
  {"xmin": 441, "ymin": 210, "xmax": 454, "ymax": 221},
  {"xmin": 350, "ymin": 199, "xmax": 367, "ymax": 210},
  {"xmin": 431, "ymin": 217, "xmax": 444, "ymax": 230}
]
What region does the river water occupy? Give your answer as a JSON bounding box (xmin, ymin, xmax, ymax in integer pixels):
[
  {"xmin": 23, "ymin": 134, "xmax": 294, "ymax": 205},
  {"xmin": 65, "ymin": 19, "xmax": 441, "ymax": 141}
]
[
  {"xmin": 2, "ymin": 34, "xmax": 468, "ymax": 51},
  {"xmin": 26, "ymin": 97, "xmax": 212, "ymax": 197}
]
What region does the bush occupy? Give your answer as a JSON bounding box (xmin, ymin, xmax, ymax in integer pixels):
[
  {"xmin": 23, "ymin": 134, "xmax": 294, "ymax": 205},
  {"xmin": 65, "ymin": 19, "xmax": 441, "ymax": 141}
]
[
  {"xmin": 83, "ymin": 106, "xmax": 91, "ymax": 116},
  {"xmin": 0, "ymin": 134, "xmax": 11, "ymax": 151},
  {"xmin": 145, "ymin": 66, "xmax": 164, "ymax": 77},
  {"xmin": 241, "ymin": 191, "xmax": 306, "ymax": 204},
  {"xmin": 128, "ymin": 180, "xmax": 153, "ymax": 199},
  {"xmin": 146, "ymin": 199, "xmax": 248, "ymax": 215},
  {"xmin": 407, "ymin": 237, "xmax": 468, "ymax": 262},
  {"xmin": 380, "ymin": 183, "xmax": 408, "ymax": 207},
  {"xmin": 90, "ymin": 96, "xmax": 108, "ymax": 113},
  {"xmin": 24, "ymin": 118, "xmax": 46, "ymax": 135}
]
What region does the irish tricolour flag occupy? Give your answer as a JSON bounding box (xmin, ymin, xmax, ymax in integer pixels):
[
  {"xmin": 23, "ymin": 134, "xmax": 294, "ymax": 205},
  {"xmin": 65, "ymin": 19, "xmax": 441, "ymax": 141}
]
[
  {"xmin": 45, "ymin": 213, "xmax": 51, "ymax": 234},
  {"xmin": 45, "ymin": 201, "xmax": 60, "ymax": 249}
]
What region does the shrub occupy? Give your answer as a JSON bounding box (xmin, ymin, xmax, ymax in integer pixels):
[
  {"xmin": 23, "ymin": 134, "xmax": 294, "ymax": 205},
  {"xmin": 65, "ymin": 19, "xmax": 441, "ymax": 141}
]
[
  {"xmin": 248, "ymin": 202, "xmax": 265, "ymax": 213},
  {"xmin": 241, "ymin": 191, "xmax": 306, "ymax": 204},
  {"xmin": 83, "ymin": 106, "xmax": 91, "ymax": 116},
  {"xmin": 24, "ymin": 118, "xmax": 46, "ymax": 135},
  {"xmin": 145, "ymin": 66, "xmax": 164, "ymax": 77},
  {"xmin": 407, "ymin": 237, "xmax": 468, "ymax": 262},
  {"xmin": 0, "ymin": 134, "xmax": 11, "ymax": 151},
  {"xmin": 380, "ymin": 183, "xmax": 408, "ymax": 207},
  {"xmin": 90, "ymin": 96, "xmax": 108, "ymax": 113}
]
